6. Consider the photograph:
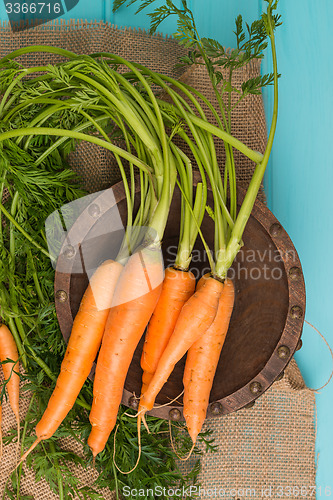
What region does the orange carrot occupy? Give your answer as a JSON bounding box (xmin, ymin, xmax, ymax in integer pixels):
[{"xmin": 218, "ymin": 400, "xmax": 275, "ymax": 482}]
[
  {"xmin": 0, "ymin": 323, "xmax": 20, "ymax": 456},
  {"xmin": 20, "ymin": 259, "xmax": 123, "ymax": 460},
  {"xmin": 88, "ymin": 246, "xmax": 163, "ymax": 457},
  {"xmin": 139, "ymin": 276, "xmax": 224, "ymax": 414},
  {"xmin": 183, "ymin": 276, "xmax": 235, "ymax": 444},
  {"xmin": 140, "ymin": 267, "xmax": 196, "ymax": 394}
]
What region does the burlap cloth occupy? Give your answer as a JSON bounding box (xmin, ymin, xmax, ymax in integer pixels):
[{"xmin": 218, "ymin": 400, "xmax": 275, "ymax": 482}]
[{"xmin": 0, "ymin": 21, "xmax": 315, "ymax": 499}]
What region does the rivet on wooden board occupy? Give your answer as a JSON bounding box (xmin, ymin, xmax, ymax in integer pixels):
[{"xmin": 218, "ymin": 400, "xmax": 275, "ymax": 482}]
[
  {"xmin": 290, "ymin": 305, "xmax": 303, "ymax": 319},
  {"xmin": 88, "ymin": 203, "xmax": 100, "ymax": 218},
  {"xmin": 55, "ymin": 290, "xmax": 68, "ymax": 303},
  {"xmin": 296, "ymin": 338, "xmax": 303, "ymax": 351},
  {"xmin": 277, "ymin": 345, "xmax": 290, "ymax": 359},
  {"xmin": 128, "ymin": 396, "xmax": 139, "ymax": 410},
  {"xmin": 244, "ymin": 401, "xmax": 255, "ymax": 409},
  {"xmin": 249, "ymin": 381, "xmax": 262, "ymax": 394},
  {"xmin": 169, "ymin": 408, "xmax": 182, "ymax": 421},
  {"xmin": 210, "ymin": 402, "xmax": 223, "ymax": 415},
  {"xmin": 289, "ymin": 266, "xmax": 302, "ymax": 280},
  {"xmin": 269, "ymin": 223, "xmax": 282, "ymax": 237},
  {"xmin": 63, "ymin": 245, "xmax": 75, "ymax": 259},
  {"xmin": 275, "ymin": 371, "xmax": 285, "ymax": 381}
]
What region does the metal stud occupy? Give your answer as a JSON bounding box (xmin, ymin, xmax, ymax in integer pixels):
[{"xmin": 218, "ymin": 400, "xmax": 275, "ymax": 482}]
[
  {"xmin": 88, "ymin": 203, "xmax": 100, "ymax": 218},
  {"xmin": 63, "ymin": 245, "xmax": 75, "ymax": 259},
  {"xmin": 55, "ymin": 290, "xmax": 68, "ymax": 303},
  {"xmin": 128, "ymin": 396, "xmax": 139, "ymax": 410},
  {"xmin": 210, "ymin": 402, "xmax": 223, "ymax": 415},
  {"xmin": 296, "ymin": 338, "xmax": 303, "ymax": 351},
  {"xmin": 244, "ymin": 400, "xmax": 255, "ymax": 409},
  {"xmin": 269, "ymin": 223, "xmax": 282, "ymax": 237},
  {"xmin": 277, "ymin": 345, "xmax": 290, "ymax": 359},
  {"xmin": 169, "ymin": 408, "xmax": 182, "ymax": 421},
  {"xmin": 289, "ymin": 266, "xmax": 302, "ymax": 280},
  {"xmin": 249, "ymin": 381, "xmax": 262, "ymax": 394},
  {"xmin": 275, "ymin": 371, "xmax": 285, "ymax": 381},
  {"xmin": 290, "ymin": 305, "xmax": 303, "ymax": 319}
]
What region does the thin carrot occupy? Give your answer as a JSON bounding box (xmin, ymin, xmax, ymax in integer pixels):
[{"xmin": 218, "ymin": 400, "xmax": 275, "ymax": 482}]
[
  {"xmin": 140, "ymin": 267, "xmax": 196, "ymax": 394},
  {"xmin": 19, "ymin": 259, "xmax": 123, "ymax": 462},
  {"xmin": 88, "ymin": 246, "xmax": 163, "ymax": 457},
  {"xmin": 0, "ymin": 323, "xmax": 20, "ymax": 457},
  {"xmin": 183, "ymin": 276, "xmax": 235, "ymax": 444},
  {"xmin": 139, "ymin": 276, "xmax": 223, "ymax": 415}
]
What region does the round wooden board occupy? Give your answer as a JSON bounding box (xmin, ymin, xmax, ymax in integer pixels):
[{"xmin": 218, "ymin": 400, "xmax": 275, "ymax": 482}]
[{"xmin": 54, "ymin": 175, "xmax": 305, "ymax": 420}]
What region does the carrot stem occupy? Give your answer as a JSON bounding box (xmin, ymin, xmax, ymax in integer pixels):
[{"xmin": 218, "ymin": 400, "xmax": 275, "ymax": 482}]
[
  {"xmin": 27, "ymin": 249, "xmax": 45, "ymax": 304},
  {"xmin": 0, "ymin": 173, "xmax": 6, "ymax": 245},
  {"xmin": 0, "ymin": 128, "xmax": 154, "ymax": 176},
  {"xmin": 0, "ymin": 197, "xmax": 50, "ymax": 259},
  {"xmin": 112, "ymin": 462, "xmax": 120, "ymax": 500},
  {"xmin": 49, "ymin": 441, "xmax": 64, "ymax": 500},
  {"xmin": 215, "ymin": 2, "xmax": 279, "ymax": 278},
  {"xmin": 16, "ymin": 394, "xmax": 36, "ymax": 499}
]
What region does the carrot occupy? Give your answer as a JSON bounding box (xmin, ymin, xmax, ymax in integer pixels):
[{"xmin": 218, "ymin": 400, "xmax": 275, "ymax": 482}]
[
  {"xmin": 0, "ymin": 323, "xmax": 20, "ymax": 456},
  {"xmin": 88, "ymin": 246, "xmax": 163, "ymax": 457},
  {"xmin": 140, "ymin": 267, "xmax": 196, "ymax": 394},
  {"xmin": 139, "ymin": 276, "xmax": 224, "ymax": 415},
  {"xmin": 20, "ymin": 259, "xmax": 123, "ymax": 461},
  {"xmin": 183, "ymin": 276, "xmax": 235, "ymax": 444}
]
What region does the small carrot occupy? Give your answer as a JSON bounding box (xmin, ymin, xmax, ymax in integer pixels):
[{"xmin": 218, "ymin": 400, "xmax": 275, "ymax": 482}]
[
  {"xmin": 183, "ymin": 276, "xmax": 235, "ymax": 444},
  {"xmin": 88, "ymin": 246, "xmax": 163, "ymax": 458},
  {"xmin": 0, "ymin": 323, "xmax": 20, "ymax": 458},
  {"xmin": 140, "ymin": 267, "xmax": 196, "ymax": 394},
  {"xmin": 139, "ymin": 276, "xmax": 223, "ymax": 415},
  {"xmin": 19, "ymin": 259, "xmax": 123, "ymax": 461}
]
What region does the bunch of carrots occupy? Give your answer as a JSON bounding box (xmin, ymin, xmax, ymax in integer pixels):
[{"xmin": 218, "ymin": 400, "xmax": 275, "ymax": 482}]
[{"xmin": 0, "ymin": 0, "xmax": 280, "ymax": 472}]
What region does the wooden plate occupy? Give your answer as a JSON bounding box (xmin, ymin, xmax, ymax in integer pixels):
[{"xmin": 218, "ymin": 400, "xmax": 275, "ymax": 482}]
[{"xmin": 54, "ymin": 175, "xmax": 305, "ymax": 421}]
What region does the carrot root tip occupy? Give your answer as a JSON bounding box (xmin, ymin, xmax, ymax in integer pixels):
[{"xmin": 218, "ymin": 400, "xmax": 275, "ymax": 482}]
[
  {"xmin": 141, "ymin": 413, "xmax": 150, "ymax": 434},
  {"xmin": 169, "ymin": 421, "xmax": 196, "ymax": 462},
  {"xmin": 19, "ymin": 437, "xmax": 41, "ymax": 464},
  {"xmin": 112, "ymin": 421, "xmax": 142, "ymax": 475}
]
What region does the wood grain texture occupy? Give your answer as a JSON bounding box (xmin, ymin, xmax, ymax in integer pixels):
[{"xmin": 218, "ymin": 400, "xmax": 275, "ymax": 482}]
[{"xmin": 260, "ymin": 0, "xmax": 333, "ymax": 488}]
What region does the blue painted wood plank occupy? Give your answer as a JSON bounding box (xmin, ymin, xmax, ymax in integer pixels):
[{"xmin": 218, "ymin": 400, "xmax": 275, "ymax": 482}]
[
  {"xmin": 111, "ymin": 0, "xmax": 259, "ymax": 47},
  {"xmin": 1, "ymin": 0, "xmax": 259, "ymax": 47},
  {"xmin": 261, "ymin": 0, "xmax": 333, "ymax": 491}
]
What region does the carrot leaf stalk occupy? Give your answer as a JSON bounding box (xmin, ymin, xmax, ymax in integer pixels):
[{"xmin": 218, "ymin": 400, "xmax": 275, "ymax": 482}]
[{"xmin": 112, "ymin": 0, "xmax": 280, "ymax": 438}]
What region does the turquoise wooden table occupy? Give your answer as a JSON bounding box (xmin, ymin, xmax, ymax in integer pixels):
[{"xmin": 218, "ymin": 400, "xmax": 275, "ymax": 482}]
[
  {"xmin": 261, "ymin": 1, "xmax": 333, "ymax": 494},
  {"xmin": 1, "ymin": 0, "xmax": 332, "ymax": 494}
]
